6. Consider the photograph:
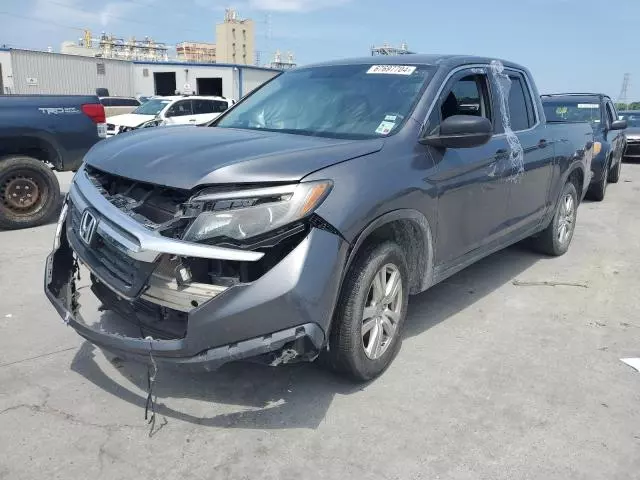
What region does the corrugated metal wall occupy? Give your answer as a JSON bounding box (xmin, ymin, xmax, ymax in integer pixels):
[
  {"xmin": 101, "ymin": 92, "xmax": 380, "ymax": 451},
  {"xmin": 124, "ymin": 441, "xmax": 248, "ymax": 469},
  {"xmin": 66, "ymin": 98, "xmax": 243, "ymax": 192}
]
[
  {"xmin": 242, "ymin": 68, "xmax": 279, "ymax": 97},
  {"xmin": 11, "ymin": 50, "xmax": 134, "ymax": 96}
]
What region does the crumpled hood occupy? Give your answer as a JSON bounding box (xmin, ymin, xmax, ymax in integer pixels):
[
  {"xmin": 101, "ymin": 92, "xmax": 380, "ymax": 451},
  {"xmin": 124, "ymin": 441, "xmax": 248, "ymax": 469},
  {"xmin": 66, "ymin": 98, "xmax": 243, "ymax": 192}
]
[
  {"xmin": 106, "ymin": 113, "xmax": 155, "ymax": 128},
  {"xmin": 84, "ymin": 126, "xmax": 384, "ymax": 190},
  {"xmin": 625, "ymin": 127, "xmax": 640, "ymax": 140}
]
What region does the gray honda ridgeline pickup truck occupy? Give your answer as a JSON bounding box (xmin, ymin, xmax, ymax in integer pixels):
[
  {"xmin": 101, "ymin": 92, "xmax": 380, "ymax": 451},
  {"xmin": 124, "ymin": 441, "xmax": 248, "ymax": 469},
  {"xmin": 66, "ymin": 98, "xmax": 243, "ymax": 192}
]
[{"xmin": 45, "ymin": 55, "xmax": 594, "ymax": 381}]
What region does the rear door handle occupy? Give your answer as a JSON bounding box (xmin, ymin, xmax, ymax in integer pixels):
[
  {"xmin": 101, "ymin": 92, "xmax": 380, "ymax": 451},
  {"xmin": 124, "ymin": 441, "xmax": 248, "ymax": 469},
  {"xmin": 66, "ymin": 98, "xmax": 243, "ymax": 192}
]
[{"xmin": 538, "ymin": 139, "xmax": 548, "ymax": 148}]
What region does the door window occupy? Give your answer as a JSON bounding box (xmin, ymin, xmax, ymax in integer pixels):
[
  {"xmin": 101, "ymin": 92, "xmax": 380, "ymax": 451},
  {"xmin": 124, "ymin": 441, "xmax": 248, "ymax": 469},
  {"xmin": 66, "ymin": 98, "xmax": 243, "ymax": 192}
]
[
  {"xmin": 505, "ymin": 76, "xmax": 533, "ymax": 131},
  {"xmin": 441, "ymin": 74, "xmax": 491, "ymax": 121},
  {"xmin": 166, "ymin": 100, "xmax": 193, "ymax": 117},
  {"xmin": 606, "ymin": 102, "xmax": 616, "ymax": 125},
  {"xmin": 192, "ymin": 100, "xmax": 230, "ymax": 114},
  {"xmin": 425, "ymin": 72, "xmax": 492, "ymax": 137},
  {"xmin": 212, "ymin": 100, "xmax": 229, "ymax": 113},
  {"xmin": 192, "ymin": 99, "xmax": 215, "ymax": 114}
]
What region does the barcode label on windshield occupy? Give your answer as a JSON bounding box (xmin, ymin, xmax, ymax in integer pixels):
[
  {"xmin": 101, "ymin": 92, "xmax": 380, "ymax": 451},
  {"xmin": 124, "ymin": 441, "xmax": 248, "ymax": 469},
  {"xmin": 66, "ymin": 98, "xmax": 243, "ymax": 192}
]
[
  {"xmin": 577, "ymin": 103, "xmax": 599, "ymax": 109},
  {"xmin": 367, "ymin": 65, "xmax": 416, "ymax": 75}
]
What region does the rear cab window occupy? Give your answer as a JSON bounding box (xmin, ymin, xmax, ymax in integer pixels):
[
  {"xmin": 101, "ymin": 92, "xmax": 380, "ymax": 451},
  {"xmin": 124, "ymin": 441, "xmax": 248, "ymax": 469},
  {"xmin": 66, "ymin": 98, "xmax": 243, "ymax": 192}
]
[{"xmin": 542, "ymin": 96, "xmax": 602, "ymax": 128}]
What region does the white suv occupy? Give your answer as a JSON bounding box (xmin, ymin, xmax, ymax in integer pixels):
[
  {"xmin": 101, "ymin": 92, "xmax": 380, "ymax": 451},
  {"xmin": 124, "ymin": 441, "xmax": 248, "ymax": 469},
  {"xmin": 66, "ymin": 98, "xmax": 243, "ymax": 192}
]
[{"xmin": 106, "ymin": 95, "xmax": 234, "ymax": 136}]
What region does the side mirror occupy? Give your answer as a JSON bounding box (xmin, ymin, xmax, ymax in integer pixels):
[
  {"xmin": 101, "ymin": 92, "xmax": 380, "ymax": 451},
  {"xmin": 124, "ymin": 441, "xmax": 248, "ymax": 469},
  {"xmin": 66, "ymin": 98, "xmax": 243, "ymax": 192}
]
[
  {"xmin": 610, "ymin": 119, "xmax": 627, "ymax": 131},
  {"xmin": 420, "ymin": 115, "xmax": 493, "ymax": 149}
]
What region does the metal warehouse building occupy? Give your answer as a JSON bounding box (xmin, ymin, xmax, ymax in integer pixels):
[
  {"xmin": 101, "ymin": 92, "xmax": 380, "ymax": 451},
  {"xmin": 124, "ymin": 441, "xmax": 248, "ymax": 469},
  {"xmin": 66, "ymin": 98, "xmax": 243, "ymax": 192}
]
[{"xmin": 0, "ymin": 48, "xmax": 280, "ymax": 100}]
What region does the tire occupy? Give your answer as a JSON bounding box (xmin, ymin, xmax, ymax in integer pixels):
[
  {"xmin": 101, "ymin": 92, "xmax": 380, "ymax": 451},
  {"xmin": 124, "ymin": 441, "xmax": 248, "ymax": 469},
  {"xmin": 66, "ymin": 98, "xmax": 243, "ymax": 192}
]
[
  {"xmin": 0, "ymin": 156, "xmax": 61, "ymax": 230},
  {"xmin": 608, "ymin": 156, "xmax": 621, "ymax": 183},
  {"xmin": 324, "ymin": 241, "xmax": 410, "ymax": 382},
  {"xmin": 586, "ymin": 158, "xmax": 609, "ymax": 201},
  {"xmin": 530, "ymin": 181, "xmax": 578, "ymax": 256}
]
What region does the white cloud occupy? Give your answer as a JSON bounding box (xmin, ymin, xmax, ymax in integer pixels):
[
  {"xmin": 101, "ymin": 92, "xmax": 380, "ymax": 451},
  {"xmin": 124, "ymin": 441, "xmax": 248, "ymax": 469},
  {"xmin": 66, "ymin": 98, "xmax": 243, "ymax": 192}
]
[
  {"xmin": 248, "ymin": 0, "xmax": 351, "ymax": 12},
  {"xmin": 191, "ymin": 0, "xmax": 350, "ymax": 14},
  {"xmin": 98, "ymin": 2, "xmax": 148, "ymax": 27},
  {"xmin": 33, "ymin": 0, "xmax": 154, "ymax": 29}
]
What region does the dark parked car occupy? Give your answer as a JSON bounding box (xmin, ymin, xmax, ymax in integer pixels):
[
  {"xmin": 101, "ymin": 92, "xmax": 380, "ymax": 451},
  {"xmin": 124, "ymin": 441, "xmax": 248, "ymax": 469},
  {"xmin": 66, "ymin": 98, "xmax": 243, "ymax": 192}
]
[
  {"xmin": 99, "ymin": 96, "xmax": 141, "ymax": 117},
  {"xmin": 45, "ymin": 55, "xmax": 594, "ymax": 381},
  {"xmin": 617, "ymin": 110, "xmax": 640, "ymax": 160},
  {"xmin": 541, "ymin": 93, "xmax": 627, "ymax": 201},
  {"xmin": 0, "ymin": 95, "xmax": 106, "ymax": 229}
]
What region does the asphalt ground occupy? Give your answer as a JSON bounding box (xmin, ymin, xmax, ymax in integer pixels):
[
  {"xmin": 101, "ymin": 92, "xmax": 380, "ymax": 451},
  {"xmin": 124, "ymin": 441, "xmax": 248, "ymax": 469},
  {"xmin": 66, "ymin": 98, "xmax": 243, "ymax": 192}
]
[{"xmin": 1, "ymin": 167, "xmax": 639, "ymax": 480}]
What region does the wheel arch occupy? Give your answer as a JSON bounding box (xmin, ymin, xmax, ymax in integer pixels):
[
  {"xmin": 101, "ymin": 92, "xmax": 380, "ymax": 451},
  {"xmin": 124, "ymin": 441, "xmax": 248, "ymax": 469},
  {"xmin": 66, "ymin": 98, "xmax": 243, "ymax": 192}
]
[
  {"xmin": 565, "ymin": 164, "xmax": 585, "ymax": 203},
  {"xmin": 0, "ymin": 133, "xmax": 62, "ymax": 170},
  {"xmin": 343, "ymin": 209, "xmax": 435, "ymax": 295}
]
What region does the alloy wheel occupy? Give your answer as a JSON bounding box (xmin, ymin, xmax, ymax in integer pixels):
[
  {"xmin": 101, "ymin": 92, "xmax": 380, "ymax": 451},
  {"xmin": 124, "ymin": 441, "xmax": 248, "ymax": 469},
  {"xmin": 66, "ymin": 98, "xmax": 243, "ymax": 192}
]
[
  {"xmin": 361, "ymin": 264, "xmax": 403, "ymax": 360},
  {"xmin": 557, "ymin": 193, "xmax": 575, "ymax": 245}
]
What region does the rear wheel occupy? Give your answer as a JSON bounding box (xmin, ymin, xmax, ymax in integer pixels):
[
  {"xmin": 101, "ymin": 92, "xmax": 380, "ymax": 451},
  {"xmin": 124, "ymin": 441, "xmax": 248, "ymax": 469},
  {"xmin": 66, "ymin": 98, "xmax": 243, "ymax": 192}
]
[
  {"xmin": 608, "ymin": 156, "xmax": 621, "ymax": 183},
  {"xmin": 324, "ymin": 241, "xmax": 409, "ymax": 382},
  {"xmin": 587, "ymin": 158, "xmax": 609, "ymax": 201},
  {"xmin": 0, "ymin": 156, "xmax": 60, "ymax": 230},
  {"xmin": 530, "ymin": 181, "xmax": 578, "ymax": 256}
]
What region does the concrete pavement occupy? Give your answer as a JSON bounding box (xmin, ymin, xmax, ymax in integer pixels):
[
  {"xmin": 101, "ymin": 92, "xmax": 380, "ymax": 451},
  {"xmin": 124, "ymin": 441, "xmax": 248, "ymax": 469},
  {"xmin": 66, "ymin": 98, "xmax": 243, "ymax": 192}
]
[{"xmin": 1, "ymin": 168, "xmax": 639, "ymax": 480}]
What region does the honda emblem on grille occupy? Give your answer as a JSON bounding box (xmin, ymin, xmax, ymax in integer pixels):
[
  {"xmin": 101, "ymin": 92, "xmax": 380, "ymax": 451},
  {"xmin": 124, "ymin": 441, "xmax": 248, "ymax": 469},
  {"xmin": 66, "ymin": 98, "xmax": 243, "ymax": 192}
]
[{"xmin": 79, "ymin": 210, "xmax": 97, "ymax": 244}]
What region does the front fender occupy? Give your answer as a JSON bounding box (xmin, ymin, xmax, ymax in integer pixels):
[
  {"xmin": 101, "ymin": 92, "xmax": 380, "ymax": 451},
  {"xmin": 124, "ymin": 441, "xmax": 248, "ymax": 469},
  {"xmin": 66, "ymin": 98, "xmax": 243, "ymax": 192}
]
[{"xmin": 343, "ymin": 209, "xmax": 436, "ymax": 293}]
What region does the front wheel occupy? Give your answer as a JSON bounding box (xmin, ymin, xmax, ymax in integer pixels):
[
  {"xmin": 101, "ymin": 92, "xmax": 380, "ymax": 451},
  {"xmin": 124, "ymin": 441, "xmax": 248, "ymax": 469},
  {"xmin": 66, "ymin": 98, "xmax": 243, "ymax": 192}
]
[
  {"xmin": 608, "ymin": 157, "xmax": 621, "ymax": 183},
  {"xmin": 324, "ymin": 241, "xmax": 409, "ymax": 382},
  {"xmin": 587, "ymin": 159, "xmax": 609, "ymax": 201},
  {"xmin": 530, "ymin": 181, "xmax": 578, "ymax": 256}
]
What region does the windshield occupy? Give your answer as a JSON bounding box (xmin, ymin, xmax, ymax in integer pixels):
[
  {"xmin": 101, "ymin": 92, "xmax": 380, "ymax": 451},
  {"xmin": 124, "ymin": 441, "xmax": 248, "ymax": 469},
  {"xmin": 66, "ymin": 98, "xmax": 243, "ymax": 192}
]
[
  {"xmin": 132, "ymin": 99, "xmax": 171, "ymax": 115},
  {"xmin": 542, "ymin": 99, "xmax": 602, "ymax": 125},
  {"xmin": 216, "ymin": 64, "xmax": 435, "ymax": 139},
  {"xmin": 618, "ymin": 112, "xmax": 640, "ymax": 128}
]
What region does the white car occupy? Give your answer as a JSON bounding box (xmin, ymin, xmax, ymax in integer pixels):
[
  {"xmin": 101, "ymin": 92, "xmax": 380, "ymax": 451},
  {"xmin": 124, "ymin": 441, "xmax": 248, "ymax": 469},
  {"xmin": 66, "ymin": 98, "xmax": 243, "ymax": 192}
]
[{"xmin": 106, "ymin": 95, "xmax": 234, "ymax": 136}]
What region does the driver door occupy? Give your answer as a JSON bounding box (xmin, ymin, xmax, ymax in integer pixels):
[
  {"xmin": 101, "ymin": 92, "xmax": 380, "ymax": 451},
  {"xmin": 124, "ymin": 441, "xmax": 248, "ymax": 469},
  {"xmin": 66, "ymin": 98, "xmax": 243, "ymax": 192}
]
[
  {"xmin": 163, "ymin": 100, "xmax": 195, "ymax": 125},
  {"xmin": 605, "ymin": 100, "xmax": 625, "ymax": 165},
  {"xmin": 426, "ymin": 69, "xmax": 512, "ymax": 266}
]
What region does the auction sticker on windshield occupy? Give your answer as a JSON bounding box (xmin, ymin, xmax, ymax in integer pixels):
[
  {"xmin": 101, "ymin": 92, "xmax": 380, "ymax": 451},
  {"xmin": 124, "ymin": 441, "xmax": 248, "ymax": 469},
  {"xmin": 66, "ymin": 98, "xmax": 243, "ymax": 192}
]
[
  {"xmin": 375, "ymin": 120, "xmax": 396, "ymax": 135},
  {"xmin": 577, "ymin": 103, "xmax": 600, "ymax": 109},
  {"xmin": 367, "ymin": 65, "xmax": 416, "ymax": 75}
]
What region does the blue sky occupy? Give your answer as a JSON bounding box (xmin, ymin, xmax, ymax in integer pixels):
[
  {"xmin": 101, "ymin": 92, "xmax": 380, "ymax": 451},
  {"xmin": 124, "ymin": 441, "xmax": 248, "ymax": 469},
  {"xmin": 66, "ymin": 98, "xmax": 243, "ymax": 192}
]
[{"xmin": 1, "ymin": 0, "xmax": 639, "ymax": 100}]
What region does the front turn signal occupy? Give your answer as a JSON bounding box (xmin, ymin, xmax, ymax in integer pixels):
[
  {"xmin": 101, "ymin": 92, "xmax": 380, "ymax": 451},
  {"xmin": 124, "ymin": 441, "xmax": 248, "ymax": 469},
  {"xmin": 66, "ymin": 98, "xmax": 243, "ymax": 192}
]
[{"xmin": 593, "ymin": 142, "xmax": 602, "ymax": 156}]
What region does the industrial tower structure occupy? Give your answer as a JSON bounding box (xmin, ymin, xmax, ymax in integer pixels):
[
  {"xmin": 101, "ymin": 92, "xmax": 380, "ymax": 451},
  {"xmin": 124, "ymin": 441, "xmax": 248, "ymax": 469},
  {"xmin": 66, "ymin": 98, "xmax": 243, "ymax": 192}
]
[
  {"xmin": 371, "ymin": 42, "xmax": 414, "ymax": 56},
  {"xmin": 68, "ymin": 30, "xmax": 169, "ymax": 62},
  {"xmin": 269, "ymin": 50, "xmax": 296, "ymax": 70},
  {"xmin": 617, "ymin": 73, "xmax": 631, "ymax": 106}
]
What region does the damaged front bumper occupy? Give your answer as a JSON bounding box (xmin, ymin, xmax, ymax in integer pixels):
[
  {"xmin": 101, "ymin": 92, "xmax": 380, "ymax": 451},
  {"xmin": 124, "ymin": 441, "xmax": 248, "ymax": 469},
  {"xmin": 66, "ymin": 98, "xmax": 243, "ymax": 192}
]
[{"xmin": 44, "ymin": 170, "xmax": 348, "ymax": 371}]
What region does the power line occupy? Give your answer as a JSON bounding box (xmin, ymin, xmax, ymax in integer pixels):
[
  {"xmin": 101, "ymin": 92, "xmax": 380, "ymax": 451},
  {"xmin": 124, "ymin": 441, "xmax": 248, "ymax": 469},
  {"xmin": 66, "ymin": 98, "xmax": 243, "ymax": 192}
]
[
  {"xmin": 39, "ymin": 0, "xmax": 209, "ymax": 35},
  {"xmin": 0, "ymin": 10, "xmax": 84, "ymax": 31}
]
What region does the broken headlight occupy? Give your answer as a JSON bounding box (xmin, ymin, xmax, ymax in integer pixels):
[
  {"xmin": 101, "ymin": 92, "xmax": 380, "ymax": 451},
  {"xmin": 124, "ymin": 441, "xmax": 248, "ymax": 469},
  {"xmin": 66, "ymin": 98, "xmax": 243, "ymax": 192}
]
[{"xmin": 182, "ymin": 181, "xmax": 332, "ymax": 243}]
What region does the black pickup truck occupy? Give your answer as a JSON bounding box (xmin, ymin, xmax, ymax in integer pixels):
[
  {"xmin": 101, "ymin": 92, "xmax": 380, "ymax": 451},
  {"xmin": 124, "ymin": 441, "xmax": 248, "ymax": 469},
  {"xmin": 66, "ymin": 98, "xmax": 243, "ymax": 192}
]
[
  {"xmin": 541, "ymin": 93, "xmax": 627, "ymax": 201},
  {"xmin": 46, "ymin": 55, "xmax": 595, "ymax": 381},
  {"xmin": 0, "ymin": 95, "xmax": 106, "ymax": 229}
]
